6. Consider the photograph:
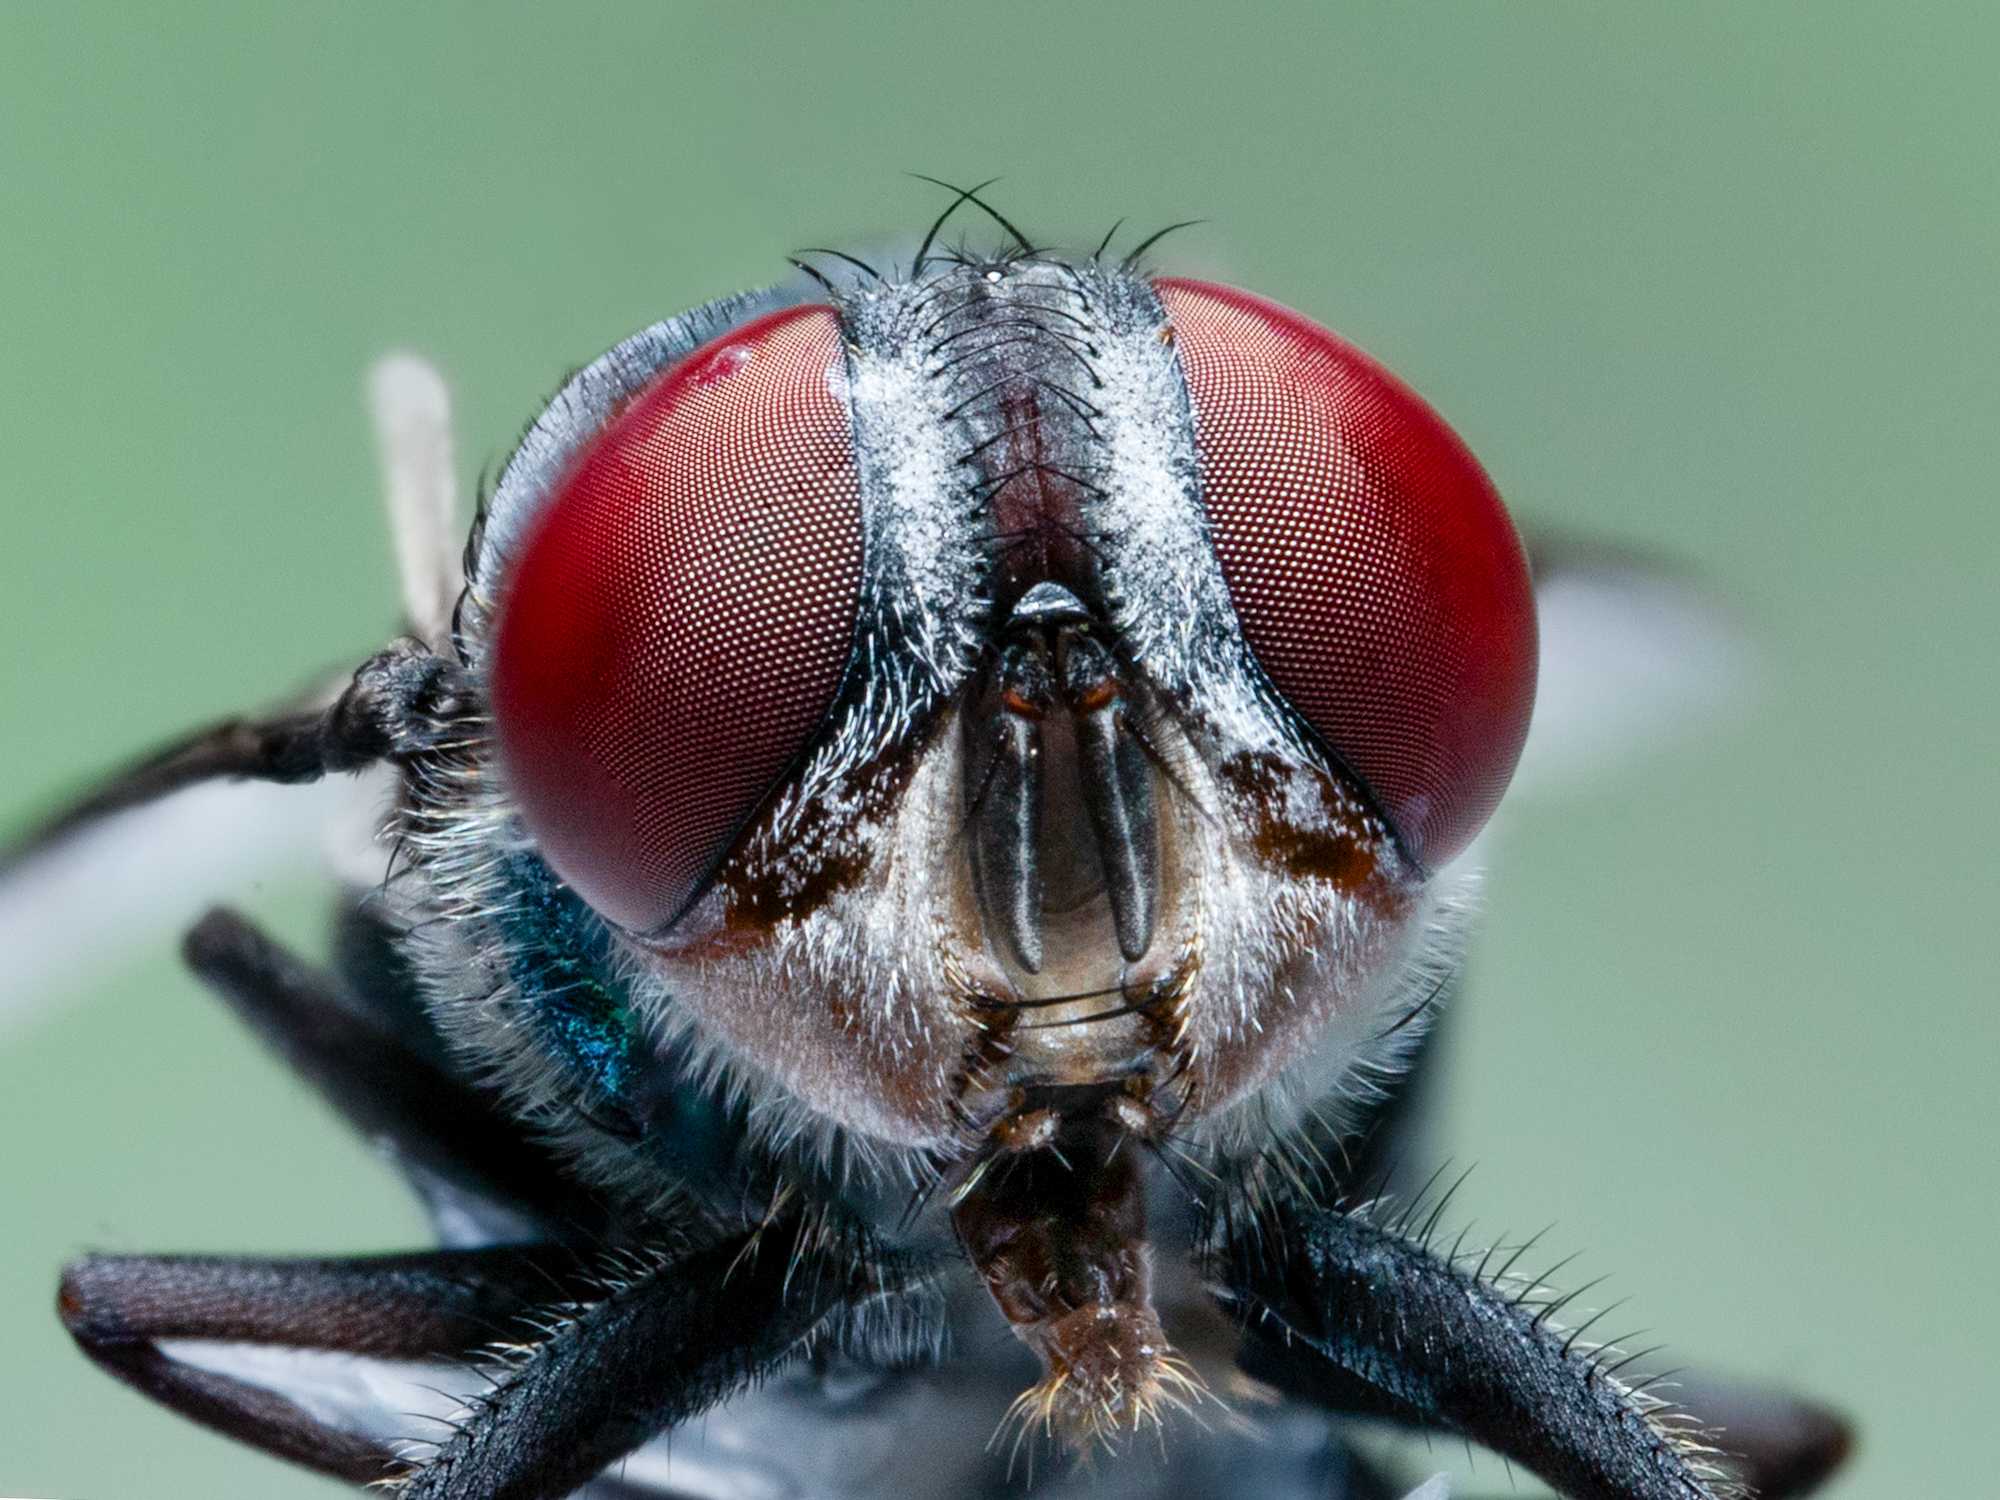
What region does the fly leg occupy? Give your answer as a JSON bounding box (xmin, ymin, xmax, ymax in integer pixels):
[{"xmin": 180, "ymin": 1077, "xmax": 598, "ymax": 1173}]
[
  {"xmin": 64, "ymin": 909, "xmax": 942, "ymax": 1500},
  {"xmin": 1210, "ymin": 1206, "xmax": 1851, "ymax": 1500},
  {"xmin": 1659, "ymin": 1372, "xmax": 1852, "ymax": 1500},
  {"xmin": 184, "ymin": 906, "xmax": 605, "ymax": 1240},
  {"xmin": 64, "ymin": 1224, "xmax": 936, "ymax": 1500},
  {"xmin": 391, "ymin": 1217, "xmax": 936, "ymax": 1500},
  {"xmin": 1, "ymin": 641, "xmax": 467, "ymax": 876},
  {"xmin": 57, "ymin": 1246, "xmax": 580, "ymax": 1484}
]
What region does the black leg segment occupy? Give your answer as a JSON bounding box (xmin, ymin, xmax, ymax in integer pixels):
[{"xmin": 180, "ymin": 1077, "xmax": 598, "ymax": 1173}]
[
  {"xmin": 1668, "ymin": 1371, "xmax": 1853, "ymax": 1500},
  {"xmin": 1211, "ymin": 1207, "xmax": 1848, "ymax": 1500},
  {"xmin": 1, "ymin": 642, "xmax": 469, "ymax": 877},
  {"xmin": 184, "ymin": 907, "xmax": 605, "ymax": 1240},
  {"xmin": 394, "ymin": 1219, "xmax": 931, "ymax": 1500},
  {"xmin": 58, "ymin": 1246, "xmax": 580, "ymax": 1485}
]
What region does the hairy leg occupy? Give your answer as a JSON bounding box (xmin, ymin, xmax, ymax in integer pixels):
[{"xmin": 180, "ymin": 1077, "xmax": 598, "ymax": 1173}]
[
  {"xmin": 392, "ymin": 1218, "xmax": 934, "ymax": 1500},
  {"xmin": 1, "ymin": 643, "xmax": 466, "ymax": 877},
  {"xmin": 1666, "ymin": 1372, "xmax": 1851, "ymax": 1500},
  {"xmin": 1211, "ymin": 1206, "xmax": 1849, "ymax": 1500}
]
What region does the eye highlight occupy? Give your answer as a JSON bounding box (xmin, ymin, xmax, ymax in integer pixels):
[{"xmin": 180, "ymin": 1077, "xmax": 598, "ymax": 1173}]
[
  {"xmin": 491, "ymin": 305, "xmax": 862, "ymax": 932},
  {"xmin": 1157, "ymin": 278, "xmax": 1537, "ymax": 870}
]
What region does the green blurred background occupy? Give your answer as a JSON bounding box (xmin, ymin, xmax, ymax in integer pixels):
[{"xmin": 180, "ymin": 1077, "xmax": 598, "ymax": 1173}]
[{"xmin": 2, "ymin": 5, "xmax": 1991, "ymax": 1496}]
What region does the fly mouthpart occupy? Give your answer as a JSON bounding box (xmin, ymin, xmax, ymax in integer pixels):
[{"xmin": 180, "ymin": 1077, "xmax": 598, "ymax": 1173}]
[
  {"xmin": 965, "ymin": 586, "xmax": 1162, "ymax": 978},
  {"xmin": 952, "ymin": 1083, "xmax": 1207, "ymax": 1454}
]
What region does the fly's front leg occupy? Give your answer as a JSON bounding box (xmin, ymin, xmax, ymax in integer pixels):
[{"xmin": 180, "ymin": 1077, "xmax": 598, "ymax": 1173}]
[
  {"xmin": 1, "ymin": 642, "xmax": 468, "ymax": 876},
  {"xmin": 391, "ymin": 1218, "xmax": 937, "ymax": 1500},
  {"xmin": 1211, "ymin": 1206, "xmax": 1850, "ymax": 1500},
  {"xmin": 60, "ymin": 1223, "xmax": 938, "ymax": 1500},
  {"xmin": 57, "ymin": 1246, "xmax": 579, "ymax": 1484}
]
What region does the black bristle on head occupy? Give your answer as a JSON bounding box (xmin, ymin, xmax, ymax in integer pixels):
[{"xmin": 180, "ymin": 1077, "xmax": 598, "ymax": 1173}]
[
  {"xmin": 786, "ymin": 257, "xmax": 842, "ymax": 300},
  {"xmin": 908, "ymin": 175, "xmax": 1005, "ymax": 276},
  {"xmin": 1119, "ymin": 219, "xmax": 1206, "ymax": 270},
  {"xmin": 793, "ymin": 246, "xmax": 886, "ymax": 285},
  {"xmin": 907, "ymin": 174, "xmax": 1037, "ymax": 257}
]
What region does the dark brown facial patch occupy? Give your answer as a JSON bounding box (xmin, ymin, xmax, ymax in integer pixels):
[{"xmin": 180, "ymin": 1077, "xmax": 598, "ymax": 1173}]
[
  {"xmin": 1216, "ymin": 749, "xmax": 1383, "ymax": 889},
  {"xmin": 715, "ymin": 739, "xmax": 927, "ymax": 934}
]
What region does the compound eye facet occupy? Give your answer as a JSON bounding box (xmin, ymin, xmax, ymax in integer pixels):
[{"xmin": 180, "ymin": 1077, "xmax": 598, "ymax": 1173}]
[
  {"xmin": 1157, "ymin": 278, "xmax": 1537, "ymax": 870},
  {"xmin": 491, "ymin": 305, "xmax": 862, "ymax": 932}
]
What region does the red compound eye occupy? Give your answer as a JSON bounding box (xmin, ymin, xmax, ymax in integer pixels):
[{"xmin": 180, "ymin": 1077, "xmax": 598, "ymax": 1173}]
[
  {"xmin": 1157, "ymin": 279, "xmax": 1537, "ymax": 870},
  {"xmin": 491, "ymin": 305, "xmax": 862, "ymax": 931}
]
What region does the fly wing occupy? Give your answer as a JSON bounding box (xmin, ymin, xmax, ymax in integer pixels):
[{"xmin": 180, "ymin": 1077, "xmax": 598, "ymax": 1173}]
[
  {"xmin": 1511, "ymin": 533, "xmax": 1757, "ymax": 799},
  {"xmin": 0, "ymin": 720, "xmax": 394, "ymax": 1035},
  {"xmin": 0, "ymin": 354, "xmax": 461, "ymax": 1038},
  {"xmin": 367, "ymin": 353, "xmax": 464, "ymax": 649},
  {"xmin": 152, "ymin": 1339, "xmax": 476, "ymax": 1465}
]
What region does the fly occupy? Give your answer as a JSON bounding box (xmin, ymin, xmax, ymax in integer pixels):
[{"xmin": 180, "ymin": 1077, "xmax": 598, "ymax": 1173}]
[{"xmin": 14, "ymin": 183, "xmax": 1852, "ymax": 1500}]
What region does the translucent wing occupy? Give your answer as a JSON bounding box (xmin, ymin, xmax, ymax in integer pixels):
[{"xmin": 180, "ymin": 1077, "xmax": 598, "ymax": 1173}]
[
  {"xmin": 1512, "ymin": 533, "xmax": 1757, "ymax": 799},
  {"xmin": 0, "ymin": 763, "xmax": 384, "ymax": 1035},
  {"xmin": 0, "ymin": 356, "xmax": 461, "ymax": 1038}
]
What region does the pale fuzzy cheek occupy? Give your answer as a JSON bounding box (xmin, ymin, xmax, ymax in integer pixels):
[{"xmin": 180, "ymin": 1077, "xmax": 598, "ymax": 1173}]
[
  {"xmin": 1200, "ymin": 867, "xmax": 1478, "ymax": 1161},
  {"xmin": 646, "ymin": 746, "xmax": 980, "ymax": 1151},
  {"xmin": 656, "ymin": 920, "xmax": 968, "ymax": 1150},
  {"xmin": 1181, "ymin": 856, "xmax": 1424, "ymax": 1120},
  {"xmin": 1149, "ymin": 734, "xmax": 1418, "ymax": 1120}
]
